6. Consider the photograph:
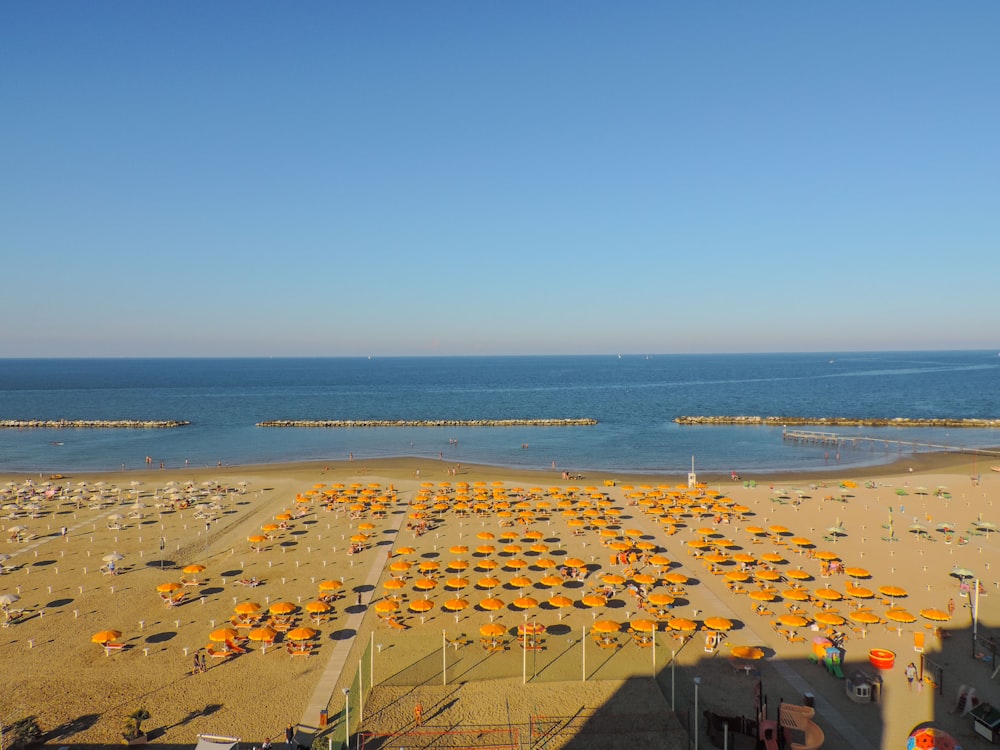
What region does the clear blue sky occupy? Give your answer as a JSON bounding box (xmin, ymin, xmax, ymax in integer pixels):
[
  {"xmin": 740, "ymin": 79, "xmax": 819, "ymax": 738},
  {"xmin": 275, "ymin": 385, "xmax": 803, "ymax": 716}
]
[{"xmin": 3, "ymin": 2, "xmax": 998, "ymax": 357}]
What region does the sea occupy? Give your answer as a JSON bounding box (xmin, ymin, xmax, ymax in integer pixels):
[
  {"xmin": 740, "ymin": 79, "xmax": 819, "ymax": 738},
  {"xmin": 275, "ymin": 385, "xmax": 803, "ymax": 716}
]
[{"xmin": 1, "ymin": 351, "xmax": 999, "ymax": 476}]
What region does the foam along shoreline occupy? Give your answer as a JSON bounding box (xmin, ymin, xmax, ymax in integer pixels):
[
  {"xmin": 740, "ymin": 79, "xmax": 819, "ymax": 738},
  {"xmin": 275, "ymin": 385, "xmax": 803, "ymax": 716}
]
[
  {"xmin": 674, "ymin": 415, "xmax": 1000, "ymax": 427},
  {"xmin": 0, "ymin": 419, "xmax": 189, "ymax": 429},
  {"xmin": 256, "ymin": 418, "xmax": 598, "ymax": 427}
]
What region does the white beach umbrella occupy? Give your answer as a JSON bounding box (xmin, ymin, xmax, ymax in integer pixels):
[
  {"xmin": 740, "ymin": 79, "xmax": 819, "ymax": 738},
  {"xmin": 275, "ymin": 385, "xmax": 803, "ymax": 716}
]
[{"xmin": 0, "ymin": 593, "xmax": 20, "ymax": 609}]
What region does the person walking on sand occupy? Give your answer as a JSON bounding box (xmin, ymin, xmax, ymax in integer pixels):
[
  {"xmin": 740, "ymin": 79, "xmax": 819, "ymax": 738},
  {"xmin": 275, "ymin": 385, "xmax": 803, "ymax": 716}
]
[
  {"xmin": 414, "ymin": 702, "xmax": 423, "ymax": 726},
  {"xmin": 285, "ymin": 723, "xmax": 294, "ymax": 749},
  {"xmin": 905, "ymin": 662, "xmax": 918, "ymax": 691}
]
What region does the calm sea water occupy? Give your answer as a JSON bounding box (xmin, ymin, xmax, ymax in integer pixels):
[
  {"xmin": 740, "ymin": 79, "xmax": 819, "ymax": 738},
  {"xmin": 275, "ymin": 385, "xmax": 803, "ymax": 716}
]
[{"xmin": 1, "ymin": 352, "xmax": 998, "ymax": 475}]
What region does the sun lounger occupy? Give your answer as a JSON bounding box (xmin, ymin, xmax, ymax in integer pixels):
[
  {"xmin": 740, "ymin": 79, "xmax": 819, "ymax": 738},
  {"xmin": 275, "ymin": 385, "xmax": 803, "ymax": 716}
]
[{"xmin": 104, "ymin": 642, "xmax": 125, "ymax": 655}]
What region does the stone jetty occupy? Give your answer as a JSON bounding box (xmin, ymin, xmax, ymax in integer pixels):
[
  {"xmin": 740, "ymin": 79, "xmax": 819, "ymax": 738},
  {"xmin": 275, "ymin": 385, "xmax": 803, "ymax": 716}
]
[
  {"xmin": 0, "ymin": 419, "xmax": 189, "ymax": 429},
  {"xmin": 674, "ymin": 416, "xmax": 1000, "ymax": 428},
  {"xmin": 257, "ymin": 418, "xmax": 597, "ymax": 428}
]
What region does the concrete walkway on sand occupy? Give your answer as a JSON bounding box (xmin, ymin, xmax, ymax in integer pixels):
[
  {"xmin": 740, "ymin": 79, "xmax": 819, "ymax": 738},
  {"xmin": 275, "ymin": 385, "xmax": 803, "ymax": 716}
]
[{"xmin": 297, "ymin": 498, "xmax": 409, "ymax": 740}]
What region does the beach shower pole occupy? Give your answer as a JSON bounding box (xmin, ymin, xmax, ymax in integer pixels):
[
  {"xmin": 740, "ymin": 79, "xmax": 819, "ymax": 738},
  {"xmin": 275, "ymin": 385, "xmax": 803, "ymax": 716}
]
[
  {"xmin": 582, "ymin": 626, "xmax": 586, "ymax": 682},
  {"xmin": 359, "ymin": 658, "xmax": 364, "ymax": 719},
  {"xmin": 370, "ymin": 632, "xmax": 374, "ymax": 688},
  {"xmin": 443, "ymin": 629, "xmax": 447, "ymax": 686},
  {"xmin": 652, "ymin": 635, "xmax": 656, "ymax": 677}
]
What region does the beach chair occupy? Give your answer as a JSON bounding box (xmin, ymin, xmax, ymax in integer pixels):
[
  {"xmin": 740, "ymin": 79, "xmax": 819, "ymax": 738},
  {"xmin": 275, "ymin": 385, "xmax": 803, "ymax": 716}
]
[
  {"xmin": 703, "ymin": 631, "xmax": 719, "ymax": 652},
  {"xmin": 207, "ymin": 645, "xmax": 233, "ymax": 659},
  {"xmin": 103, "ymin": 642, "xmax": 125, "ymax": 656},
  {"xmin": 914, "ymin": 631, "xmax": 925, "ymax": 653}
]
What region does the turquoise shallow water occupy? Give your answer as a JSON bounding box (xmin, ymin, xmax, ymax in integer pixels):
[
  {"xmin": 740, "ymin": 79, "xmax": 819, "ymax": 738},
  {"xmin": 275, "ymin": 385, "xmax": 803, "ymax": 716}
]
[{"xmin": 0, "ymin": 352, "xmax": 998, "ymax": 474}]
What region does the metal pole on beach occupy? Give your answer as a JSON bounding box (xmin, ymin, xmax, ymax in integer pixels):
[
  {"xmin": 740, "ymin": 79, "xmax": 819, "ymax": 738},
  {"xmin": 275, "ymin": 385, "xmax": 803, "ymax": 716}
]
[
  {"xmin": 582, "ymin": 625, "xmax": 586, "ymax": 682},
  {"xmin": 443, "ymin": 629, "xmax": 447, "ymax": 686},
  {"xmin": 671, "ymin": 649, "xmax": 676, "ymax": 711},
  {"xmin": 522, "ymin": 628, "xmax": 527, "ymax": 684},
  {"xmin": 343, "ymin": 688, "xmax": 350, "ymax": 750},
  {"xmin": 693, "ymin": 676, "xmax": 701, "ymax": 750},
  {"xmin": 973, "ymin": 578, "xmax": 981, "ymax": 658},
  {"xmin": 359, "ymin": 658, "xmax": 364, "ymax": 720}
]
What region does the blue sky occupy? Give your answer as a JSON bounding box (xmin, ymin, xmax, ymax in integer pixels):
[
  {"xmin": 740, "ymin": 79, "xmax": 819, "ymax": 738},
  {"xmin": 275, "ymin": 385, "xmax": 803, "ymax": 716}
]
[{"xmin": 2, "ymin": 2, "xmax": 998, "ymax": 357}]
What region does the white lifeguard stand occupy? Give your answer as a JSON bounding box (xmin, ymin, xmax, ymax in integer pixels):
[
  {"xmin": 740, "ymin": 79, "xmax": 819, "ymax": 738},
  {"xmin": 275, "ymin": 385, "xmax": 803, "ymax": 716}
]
[{"xmin": 688, "ymin": 456, "xmax": 697, "ymax": 489}]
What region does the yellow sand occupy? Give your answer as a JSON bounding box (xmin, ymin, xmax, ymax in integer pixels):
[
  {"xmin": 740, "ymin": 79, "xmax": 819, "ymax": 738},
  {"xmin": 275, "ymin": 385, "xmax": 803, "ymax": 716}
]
[{"xmin": 1, "ymin": 453, "xmax": 997, "ymax": 749}]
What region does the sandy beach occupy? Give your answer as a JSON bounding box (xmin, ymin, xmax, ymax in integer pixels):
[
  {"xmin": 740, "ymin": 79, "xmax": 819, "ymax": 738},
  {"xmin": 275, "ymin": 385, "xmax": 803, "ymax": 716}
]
[{"xmin": 2, "ymin": 451, "xmax": 998, "ymax": 750}]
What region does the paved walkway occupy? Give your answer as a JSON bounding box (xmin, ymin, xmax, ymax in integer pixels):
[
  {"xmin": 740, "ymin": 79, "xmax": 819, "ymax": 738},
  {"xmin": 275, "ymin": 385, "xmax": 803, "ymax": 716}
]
[{"xmin": 297, "ymin": 493, "xmax": 410, "ymax": 739}]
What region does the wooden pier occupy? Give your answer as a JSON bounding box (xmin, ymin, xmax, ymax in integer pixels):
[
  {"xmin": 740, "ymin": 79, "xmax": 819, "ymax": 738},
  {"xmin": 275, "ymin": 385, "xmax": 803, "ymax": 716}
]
[{"xmin": 782, "ymin": 429, "xmax": 1000, "ymax": 457}]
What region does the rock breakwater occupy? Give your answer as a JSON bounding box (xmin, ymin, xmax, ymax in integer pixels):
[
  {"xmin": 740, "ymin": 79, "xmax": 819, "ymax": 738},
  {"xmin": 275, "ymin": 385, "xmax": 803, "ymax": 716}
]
[
  {"xmin": 0, "ymin": 419, "xmax": 190, "ymax": 429},
  {"xmin": 257, "ymin": 418, "xmax": 597, "ymax": 428},
  {"xmin": 674, "ymin": 416, "xmax": 1000, "ymax": 428}
]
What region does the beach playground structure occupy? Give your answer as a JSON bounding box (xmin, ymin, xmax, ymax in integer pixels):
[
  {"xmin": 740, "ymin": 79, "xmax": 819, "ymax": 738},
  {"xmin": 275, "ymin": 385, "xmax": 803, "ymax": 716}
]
[{"xmin": 808, "ymin": 637, "xmax": 845, "ymax": 679}]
